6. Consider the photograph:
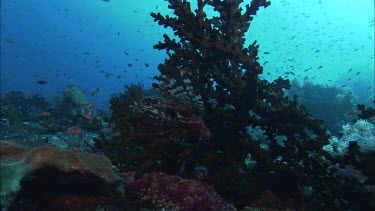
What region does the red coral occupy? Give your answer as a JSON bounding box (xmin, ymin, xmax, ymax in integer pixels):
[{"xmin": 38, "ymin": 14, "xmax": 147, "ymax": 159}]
[
  {"xmin": 123, "ymin": 172, "xmax": 236, "ymax": 210},
  {"xmin": 248, "ymin": 191, "xmax": 297, "ymax": 210}
]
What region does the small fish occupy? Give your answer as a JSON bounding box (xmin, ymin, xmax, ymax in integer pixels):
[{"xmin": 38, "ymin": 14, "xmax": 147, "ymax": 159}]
[
  {"xmin": 33, "ymin": 74, "xmax": 42, "ymax": 77},
  {"xmin": 128, "ymin": 63, "xmax": 132, "ymax": 67},
  {"xmin": 82, "ymin": 103, "xmax": 92, "ymax": 108},
  {"xmin": 317, "ymin": 66, "xmax": 323, "ymax": 69},
  {"xmin": 263, "ymin": 52, "xmax": 270, "ymax": 54},
  {"xmin": 346, "ymin": 109, "xmax": 358, "ymax": 117},
  {"xmin": 91, "ymin": 87, "xmax": 101, "ymax": 96},
  {"xmin": 5, "ymin": 38, "xmax": 16, "ymax": 44},
  {"xmin": 38, "ymin": 111, "xmax": 50, "ymax": 117},
  {"xmin": 37, "ymin": 80, "xmax": 47, "ymax": 85},
  {"xmin": 347, "ymin": 68, "xmax": 352, "ymax": 73},
  {"xmin": 43, "ymin": 118, "xmax": 54, "ymax": 126},
  {"xmin": 112, "ymin": 131, "xmax": 121, "ymax": 137},
  {"xmin": 117, "ymin": 32, "xmax": 120, "ymax": 36},
  {"xmin": 144, "ymin": 63, "xmax": 149, "ymax": 67},
  {"xmin": 83, "ymin": 52, "xmax": 90, "ymax": 55},
  {"xmin": 356, "ymin": 72, "xmax": 360, "ymax": 76},
  {"xmin": 65, "ymin": 126, "xmax": 82, "ymax": 135},
  {"xmin": 124, "ymin": 51, "xmax": 129, "ymax": 56},
  {"xmin": 81, "ymin": 113, "xmax": 95, "ymax": 121}
]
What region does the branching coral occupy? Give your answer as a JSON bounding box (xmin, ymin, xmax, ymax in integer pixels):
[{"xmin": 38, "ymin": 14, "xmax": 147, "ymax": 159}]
[
  {"xmin": 151, "ymin": 0, "xmax": 270, "ymax": 135},
  {"xmin": 103, "ymin": 0, "xmax": 375, "ymax": 209}
]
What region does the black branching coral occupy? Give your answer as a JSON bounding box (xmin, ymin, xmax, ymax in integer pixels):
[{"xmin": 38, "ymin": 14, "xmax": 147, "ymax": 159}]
[
  {"xmin": 150, "ymin": 0, "xmax": 331, "ymax": 153},
  {"xmin": 102, "ymin": 0, "xmax": 374, "ymax": 209},
  {"xmin": 151, "ymin": 0, "xmax": 271, "ymax": 137},
  {"xmin": 144, "ymin": 0, "xmax": 374, "ymax": 209}
]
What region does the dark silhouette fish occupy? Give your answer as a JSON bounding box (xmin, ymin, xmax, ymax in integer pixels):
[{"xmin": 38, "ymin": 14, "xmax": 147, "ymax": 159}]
[{"xmin": 37, "ymin": 80, "xmax": 47, "ymax": 85}]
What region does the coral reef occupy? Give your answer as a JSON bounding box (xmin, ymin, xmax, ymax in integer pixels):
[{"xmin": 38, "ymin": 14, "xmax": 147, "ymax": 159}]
[
  {"xmin": 325, "ymin": 119, "xmax": 375, "ymax": 154},
  {"xmin": 54, "ymin": 87, "xmax": 87, "ymax": 119},
  {"xmin": 357, "ymin": 103, "xmax": 375, "ymax": 121},
  {"xmin": 62, "ymin": 87, "xmax": 88, "ymax": 107},
  {"xmin": 287, "ymin": 78, "xmax": 358, "ymax": 135},
  {"xmin": 0, "ymin": 89, "xmax": 109, "ymax": 151},
  {"xmin": 123, "ymin": 171, "xmax": 236, "ymax": 210},
  {"xmin": 247, "ymin": 191, "xmax": 297, "ymax": 210},
  {"xmin": 99, "ymin": 0, "xmax": 375, "ymax": 210},
  {"xmin": 0, "ymin": 141, "xmax": 123, "ymax": 209},
  {"xmin": 1, "ymin": 90, "xmax": 51, "ymax": 124}
]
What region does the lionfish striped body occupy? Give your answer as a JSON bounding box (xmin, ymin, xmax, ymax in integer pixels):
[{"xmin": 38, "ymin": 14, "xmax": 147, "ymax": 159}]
[{"xmin": 138, "ymin": 69, "xmax": 211, "ymax": 143}]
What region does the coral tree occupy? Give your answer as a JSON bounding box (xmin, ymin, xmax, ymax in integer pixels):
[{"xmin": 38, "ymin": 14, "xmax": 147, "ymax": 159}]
[
  {"xmin": 104, "ymin": 0, "xmax": 375, "ymax": 209},
  {"xmin": 152, "ymin": 0, "xmax": 269, "ymax": 135},
  {"xmin": 151, "ymin": 0, "xmax": 329, "ymax": 149}
]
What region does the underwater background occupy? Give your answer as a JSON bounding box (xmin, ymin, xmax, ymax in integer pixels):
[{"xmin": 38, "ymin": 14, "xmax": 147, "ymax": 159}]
[
  {"xmin": 1, "ymin": 0, "xmax": 375, "ymax": 210},
  {"xmin": 1, "ymin": 0, "xmax": 373, "ymax": 108}
]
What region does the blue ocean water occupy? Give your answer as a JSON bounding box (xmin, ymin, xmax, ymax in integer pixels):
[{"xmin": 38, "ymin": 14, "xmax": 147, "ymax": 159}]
[
  {"xmin": 1, "ymin": 0, "xmax": 373, "ymax": 109},
  {"xmin": 1, "ymin": 1, "xmax": 375, "ymax": 210}
]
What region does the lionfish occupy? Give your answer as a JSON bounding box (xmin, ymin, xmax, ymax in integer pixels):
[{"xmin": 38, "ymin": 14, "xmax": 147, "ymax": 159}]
[{"xmin": 137, "ymin": 69, "xmax": 211, "ymax": 143}]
